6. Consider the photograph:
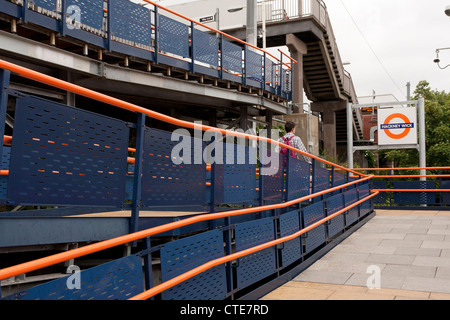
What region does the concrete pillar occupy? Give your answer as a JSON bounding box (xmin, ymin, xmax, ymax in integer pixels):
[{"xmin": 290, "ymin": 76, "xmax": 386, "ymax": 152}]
[
  {"xmin": 311, "ymin": 100, "xmax": 347, "ymax": 160},
  {"xmin": 286, "ymin": 34, "xmax": 307, "ymax": 114}
]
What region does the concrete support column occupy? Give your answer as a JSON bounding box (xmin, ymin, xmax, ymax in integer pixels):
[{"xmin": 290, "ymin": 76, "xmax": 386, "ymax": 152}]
[
  {"xmin": 286, "ymin": 34, "xmax": 307, "ymax": 114},
  {"xmin": 311, "ymin": 100, "xmax": 347, "ymax": 160}
]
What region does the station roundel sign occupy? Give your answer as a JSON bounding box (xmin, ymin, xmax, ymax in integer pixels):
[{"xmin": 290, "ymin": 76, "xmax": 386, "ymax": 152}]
[{"xmin": 382, "ymin": 113, "xmax": 411, "ymax": 140}]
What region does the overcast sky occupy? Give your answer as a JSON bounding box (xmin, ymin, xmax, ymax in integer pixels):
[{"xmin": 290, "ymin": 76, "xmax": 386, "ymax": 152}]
[
  {"xmin": 143, "ymin": 0, "xmax": 450, "ymax": 103},
  {"xmin": 325, "ymin": 0, "xmax": 450, "ymax": 103}
]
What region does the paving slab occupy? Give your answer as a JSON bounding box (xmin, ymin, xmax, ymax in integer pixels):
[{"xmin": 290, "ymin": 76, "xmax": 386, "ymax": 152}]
[{"xmin": 261, "ymin": 210, "xmax": 450, "ymax": 300}]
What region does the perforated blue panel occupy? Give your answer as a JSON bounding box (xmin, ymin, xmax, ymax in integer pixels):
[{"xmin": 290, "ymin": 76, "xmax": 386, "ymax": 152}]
[
  {"xmin": 286, "ymin": 156, "xmax": 310, "ymax": 201},
  {"xmin": 2, "ymin": 255, "xmax": 144, "ymax": 300},
  {"xmin": 261, "ymin": 152, "xmax": 284, "ymax": 202},
  {"xmin": 359, "ymin": 184, "xmax": 371, "ymax": 216},
  {"xmin": 302, "ymin": 201, "xmax": 326, "ymax": 253},
  {"xmin": 159, "ymin": 15, "xmax": 189, "ymax": 58},
  {"xmin": 193, "ymin": 29, "xmax": 219, "ymax": 67},
  {"xmin": 393, "ymin": 181, "xmax": 436, "ymax": 205},
  {"xmin": 264, "ymin": 57, "xmax": 276, "ymax": 88},
  {"xmin": 373, "ymin": 181, "xmax": 387, "ymax": 205},
  {"xmin": 281, "ymin": 69, "xmax": 292, "ymax": 93},
  {"xmin": 67, "ymin": 0, "xmax": 104, "ymax": 30},
  {"xmin": 32, "ymin": 0, "xmax": 58, "ymax": 11},
  {"xmin": 235, "ymin": 218, "xmax": 276, "ymax": 289},
  {"xmin": 8, "ymin": 95, "xmax": 129, "ymax": 207},
  {"xmin": 246, "ymin": 49, "xmax": 263, "ymax": 83},
  {"xmin": 160, "ymin": 229, "xmax": 226, "ymax": 300},
  {"xmin": 333, "ymin": 171, "xmax": 346, "ymax": 191},
  {"xmin": 222, "ymin": 40, "xmax": 242, "ymax": 74},
  {"xmin": 442, "ymin": 181, "xmax": 450, "ymax": 205},
  {"xmin": 214, "ymin": 144, "xmax": 257, "ymax": 204},
  {"xmin": 141, "ymin": 128, "xmax": 206, "ymax": 207},
  {"xmin": 344, "ymin": 188, "xmax": 359, "ymax": 226},
  {"xmin": 0, "ymin": 146, "xmax": 10, "ymax": 201},
  {"xmin": 313, "ymin": 165, "xmax": 330, "ymax": 193},
  {"xmin": 326, "ymin": 193, "xmax": 345, "ymax": 238},
  {"xmin": 110, "ymin": 0, "xmax": 152, "ymax": 46},
  {"xmin": 280, "ymin": 210, "xmax": 302, "ymax": 268}
]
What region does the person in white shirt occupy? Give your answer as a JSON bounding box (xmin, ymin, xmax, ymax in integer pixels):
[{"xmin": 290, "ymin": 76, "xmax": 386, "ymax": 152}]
[{"xmin": 278, "ymin": 121, "xmax": 310, "ymax": 163}]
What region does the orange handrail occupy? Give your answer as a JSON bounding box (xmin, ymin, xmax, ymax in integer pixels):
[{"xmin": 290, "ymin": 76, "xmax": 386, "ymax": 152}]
[
  {"xmin": 0, "ymin": 174, "xmax": 373, "ymax": 281},
  {"xmin": 353, "ymin": 167, "xmax": 450, "ymax": 171},
  {"xmin": 129, "ymin": 191, "xmax": 380, "ymax": 300},
  {"xmin": 372, "ymin": 175, "xmax": 450, "ymax": 179},
  {"xmin": 0, "ymin": 59, "xmax": 365, "ymax": 178}
]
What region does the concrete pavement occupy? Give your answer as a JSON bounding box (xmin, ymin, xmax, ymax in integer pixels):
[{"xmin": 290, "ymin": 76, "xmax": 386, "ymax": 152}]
[{"xmin": 261, "ymin": 209, "xmax": 450, "ymax": 300}]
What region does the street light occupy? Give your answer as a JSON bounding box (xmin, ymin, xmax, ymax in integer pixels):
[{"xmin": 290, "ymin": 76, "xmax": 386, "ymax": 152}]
[{"xmin": 434, "ymin": 48, "xmax": 450, "ymax": 69}]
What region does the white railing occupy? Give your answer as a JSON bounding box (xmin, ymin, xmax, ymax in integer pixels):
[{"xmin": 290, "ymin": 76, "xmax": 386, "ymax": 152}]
[{"xmin": 257, "ymin": 0, "xmax": 327, "ymax": 26}]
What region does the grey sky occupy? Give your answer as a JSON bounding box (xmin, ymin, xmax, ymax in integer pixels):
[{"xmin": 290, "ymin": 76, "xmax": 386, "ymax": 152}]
[{"xmin": 325, "ymin": 0, "xmax": 450, "ymax": 102}]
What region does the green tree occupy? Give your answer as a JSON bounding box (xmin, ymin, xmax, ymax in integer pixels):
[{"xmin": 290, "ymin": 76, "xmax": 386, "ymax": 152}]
[{"xmin": 380, "ymin": 81, "xmax": 450, "ymax": 169}]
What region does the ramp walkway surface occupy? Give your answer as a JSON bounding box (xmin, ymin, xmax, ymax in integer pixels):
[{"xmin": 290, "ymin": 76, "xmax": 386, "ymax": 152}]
[{"xmin": 261, "ymin": 210, "xmax": 450, "ymax": 300}]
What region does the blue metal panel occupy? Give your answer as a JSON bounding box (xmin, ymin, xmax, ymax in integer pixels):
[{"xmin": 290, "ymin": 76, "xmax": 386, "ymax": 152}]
[
  {"xmin": 66, "ymin": 0, "xmax": 104, "ymax": 30},
  {"xmin": 0, "ymin": 146, "xmax": 10, "ymax": 202},
  {"xmin": 333, "ymin": 171, "xmax": 346, "ymax": 194},
  {"xmin": 344, "ymin": 188, "xmax": 359, "ymax": 226},
  {"xmin": 442, "ymin": 181, "xmax": 450, "ymax": 205},
  {"xmin": 264, "ymin": 57, "xmax": 276, "ymax": 88},
  {"xmin": 160, "ymin": 229, "xmax": 227, "ymax": 300},
  {"xmin": 359, "ymin": 184, "xmax": 371, "ymax": 216},
  {"xmin": 245, "ymin": 48, "xmax": 263, "ymax": 84},
  {"xmin": 110, "ymin": 0, "xmax": 152, "ymax": 47},
  {"xmin": 193, "ymin": 29, "xmax": 219, "ymax": 67},
  {"xmin": 373, "ymin": 180, "xmax": 388, "ymax": 205},
  {"xmin": 286, "ymin": 156, "xmax": 310, "ymax": 201},
  {"xmin": 32, "ymin": 0, "xmax": 58, "ymax": 12},
  {"xmin": 279, "ymin": 210, "xmax": 302, "ymax": 268},
  {"xmin": 281, "ymin": 69, "xmax": 292, "ymax": 94},
  {"xmin": 222, "ymin": 40, "xmax": 242, "ymax": 74},
  {"xmin": 221, "ymin": 144, "xmax": 257, "ymax": 204},
  {"xmin": 261, "ymin": 152, "xmax": 284, "ymax": 202},
  {"xmin": 159, "ymin": 14, "xmax": 189, "ymax": 58},
  {"xmin": 2, "ymin": 254, "xmax": 144, "ymax": 300},
  {"xmin": 141, "ymin": 128, "xmax": 206, "ymax": 207},
  {"xmin": 325, "ymin": 193, "xmax": 345, "ymax": 238},
  {"xmin": 8, "ymin": 95, "xmax": 129, "ymax": 207},
  {"xmin": 393, "ymin": 181, "xmax": 436, "ymax": 205},
  {"xmin": 313, "ymin": 165, "xmax": 331, "ymax": 193},
  {"xmin": 302, "ymin": 201, "xmax": 326, "ymax": 253},
  {"xmin": 0, "ymin": 0, "xmax": 22, "ymax": 18},
  {"xmin": 235, "ymin": 218, "xmax": 276, "ymax": 289}
]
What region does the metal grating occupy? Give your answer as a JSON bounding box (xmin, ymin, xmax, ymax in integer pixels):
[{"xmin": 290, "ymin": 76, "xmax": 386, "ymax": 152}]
[
  {"xmin": 264, "ymin": 57, "xmax": 276, "ymax": 88},
  {"xmin": 279, "ymin": 210, "xmax": 302, "ymax": 268},
  {"xmin": 245, "ymin": 49, "xmax": 263, "ymax": 83},
  {"xmin": 373, "ymin": 180, "xmax": 387, "ymax": 205},
  {"xmin": 193, "ymin": 29, "xmax": 219, "ymax": 67},
  {"xmin": 2, "ymin": 255, "xmax": 144, "ymax": 300},
  {"xmin": 141, "ymin": 128, "xmax": 206, "ymax": 207},
  {"xmin": 0, "ymin": 146, "xmax": 10, "ymax": 201},
  {"xmin": 286, "ymin": 156, "xmax": 310, "ymax": 201},
  {"xmin": 160, "ymin": 229, "xmax": 227, "ymax": 300},
  {"xmin": 235, "ymin": 218, "xmax": 276, "ymax": 289},
  {"xmin": 359, "ymin": 184, "xmax": 371, "ymax": 216},
  {"xmin": 442, "ymin": 181, "xmax": 450, "ymax": 205},
  {"xmin": 32, "ymin": 0, "xmax": 58, "ymax": 12},
  {"xmin": 281, "ymin": 69, "xmax": 292, "ymax": 93},
  {"xmin": 302, "ymin": 201, "xmax": 326, "ymax": 253},
  {"xmin": 158, "ymin": 14, "xmax": 189, "ymax": 58},
  {"xmin": 222, "ymin": 40, "xmax": 242, "ymax": 74},
  {"xmin": 325, "ymin": 193, "xmax": 345, "ymax": 238},
  {"xmin": 110, "ymin": 0, "xmax": 152, "ymax": 47},
  {"xmin": 344, "ymin": 188, "xmax": 359, "ymax": 226},
  {"xmin": 393, "ymin": 181, "xmax": 436, "ymax": 205},
  {"xmin": 261, "ymin": 152, "xmax": 284, "ymax": 202},
  {"xmin": 8, "ymin": 95, "xmax": 129, "ymax": 207},
  {"xmin": 313, "ymin": 165, "xmax": 330, "ymax": 193},
  {"xmin": 66, "ymin": 0, "xmax": 104, "ymax": 31}
]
